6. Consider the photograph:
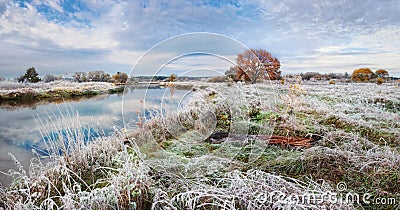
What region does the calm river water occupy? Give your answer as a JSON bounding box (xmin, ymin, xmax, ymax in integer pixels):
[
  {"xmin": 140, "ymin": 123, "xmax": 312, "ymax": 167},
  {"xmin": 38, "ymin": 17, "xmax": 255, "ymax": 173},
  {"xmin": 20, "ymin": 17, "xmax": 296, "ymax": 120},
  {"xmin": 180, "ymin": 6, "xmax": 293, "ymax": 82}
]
[{"xmin": 0, "ymin": 85, "xmax": 191, "ymax": 186}]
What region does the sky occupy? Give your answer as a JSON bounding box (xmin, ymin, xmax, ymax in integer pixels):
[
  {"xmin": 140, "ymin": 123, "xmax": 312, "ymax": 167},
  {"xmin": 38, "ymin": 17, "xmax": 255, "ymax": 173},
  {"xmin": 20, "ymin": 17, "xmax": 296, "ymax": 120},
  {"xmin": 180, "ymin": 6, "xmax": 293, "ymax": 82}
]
[{"xmin": 0, "ymin": 0, "xmax": 399, "ymax": 78}]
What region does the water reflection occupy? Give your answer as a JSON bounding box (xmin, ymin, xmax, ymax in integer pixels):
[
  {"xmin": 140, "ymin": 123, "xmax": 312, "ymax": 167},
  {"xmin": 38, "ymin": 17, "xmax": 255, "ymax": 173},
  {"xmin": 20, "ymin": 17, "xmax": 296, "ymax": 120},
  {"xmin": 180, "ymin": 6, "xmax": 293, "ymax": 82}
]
[
  {"xmin": 0, "ymin": 85, "xmax": 192, "ymax": 186},
  {"xmin": 0, "ymin": 94, "xmax": 113, "ymax": 111}
]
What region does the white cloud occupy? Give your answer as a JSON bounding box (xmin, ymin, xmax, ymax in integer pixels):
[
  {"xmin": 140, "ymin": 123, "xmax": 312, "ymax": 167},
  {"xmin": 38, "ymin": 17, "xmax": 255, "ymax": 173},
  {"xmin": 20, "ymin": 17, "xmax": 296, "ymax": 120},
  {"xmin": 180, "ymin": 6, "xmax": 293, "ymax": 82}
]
[
  {"xmin": 32, "ymin": 0, "xmax": 64, "ymax": 13},
  {"xmin": 159, "ymin": 54, "xmax": 236, "ymax": 76},
  {"xmin": 0, "ymin": 0, "xmax": 400, "ymax": 77},
  {"xmin": 107, "ymin": 49, "xmax": 142, "ymax": 66},
  {"xmin": 302, "ymin": 27, "xmax": 400, "ymax": 75},
  {"xmin": 0, "ymin": 2, "xmax": 119, "ymax": 50}
]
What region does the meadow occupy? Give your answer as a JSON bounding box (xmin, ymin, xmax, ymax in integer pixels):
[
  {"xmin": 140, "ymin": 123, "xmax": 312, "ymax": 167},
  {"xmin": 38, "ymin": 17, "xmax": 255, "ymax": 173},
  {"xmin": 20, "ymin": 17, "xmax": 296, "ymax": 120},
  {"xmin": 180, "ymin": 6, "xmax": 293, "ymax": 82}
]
[{"xmin": 1, "ymin": 81, "xmax": 399, "ymax": 209}]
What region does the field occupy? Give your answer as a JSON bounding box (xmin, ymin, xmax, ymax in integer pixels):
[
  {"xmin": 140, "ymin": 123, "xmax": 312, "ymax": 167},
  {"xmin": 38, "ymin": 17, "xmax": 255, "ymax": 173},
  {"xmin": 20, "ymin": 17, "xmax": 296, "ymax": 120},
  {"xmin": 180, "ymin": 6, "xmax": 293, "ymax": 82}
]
[{"xmin": 1, "ymin": 81, "xmax": 400, "ymax": 209}]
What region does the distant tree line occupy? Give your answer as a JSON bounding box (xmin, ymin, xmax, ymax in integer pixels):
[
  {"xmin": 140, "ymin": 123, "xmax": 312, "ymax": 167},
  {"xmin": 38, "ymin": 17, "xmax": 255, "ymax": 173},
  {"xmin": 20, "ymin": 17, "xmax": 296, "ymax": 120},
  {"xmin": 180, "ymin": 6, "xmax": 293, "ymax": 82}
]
[
  {"xmin": 298, "ymin": 72, "xmax": 350, "ymax": 81},
  {"xmin": 8, "ymin": 66, "xmax": 397, "ymax": 86},
  {"xmin": 16, "ymin": 67, "xmax": 63, "ymax": 83},
  {"xmin": 13, "ymin": 67, "xmax": 129, "ymax": 84},
  {"xmin": 129, "ymin": 75, "xmax": 209, "ymax": 83},
  {"xmin": 289, "ymin": 68, "xmax": 392, "ymax": 83},
  {"xmin": 73, "ymin": 71, "xmax": 110, "ymax": 82},
  {"xmin": 73, "ymin": 71, "xmax": 128, "ymax": 84}
]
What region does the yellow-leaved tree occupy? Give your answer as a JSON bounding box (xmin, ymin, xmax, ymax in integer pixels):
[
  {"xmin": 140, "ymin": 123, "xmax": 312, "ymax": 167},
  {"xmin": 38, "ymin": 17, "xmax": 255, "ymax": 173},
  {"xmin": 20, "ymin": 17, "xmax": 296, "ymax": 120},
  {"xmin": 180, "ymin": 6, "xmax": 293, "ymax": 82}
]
[{"xmin": 351, "ymin": 68, "xmax": 375, "ymax": 82}]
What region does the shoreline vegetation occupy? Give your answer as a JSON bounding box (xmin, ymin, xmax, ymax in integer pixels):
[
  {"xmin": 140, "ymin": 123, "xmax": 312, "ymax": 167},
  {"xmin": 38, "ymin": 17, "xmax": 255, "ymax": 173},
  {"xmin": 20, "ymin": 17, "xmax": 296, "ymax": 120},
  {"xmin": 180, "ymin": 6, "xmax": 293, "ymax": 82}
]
[
  {"xmin": 1, "ymin": 80, "xmax": 399, "ymax": 209},
  {"xmin": 0, "ymin": 81, "xmax": 125, "ymax": 103},
  {"xmin": 0, "ymin": 80, "xmax": 206, "ymax": 108},
  {"xmin": 1, "ymin": 78, "xmax": 398, "ymax": 107}
]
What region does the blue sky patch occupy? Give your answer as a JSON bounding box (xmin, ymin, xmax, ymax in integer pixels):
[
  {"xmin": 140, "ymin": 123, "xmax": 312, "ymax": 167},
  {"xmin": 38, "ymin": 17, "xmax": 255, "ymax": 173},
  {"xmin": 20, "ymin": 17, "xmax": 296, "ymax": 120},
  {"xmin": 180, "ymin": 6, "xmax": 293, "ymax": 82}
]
[{"xmin": 0, "ymin": 0, "xmax": 399, "ymax": 77}]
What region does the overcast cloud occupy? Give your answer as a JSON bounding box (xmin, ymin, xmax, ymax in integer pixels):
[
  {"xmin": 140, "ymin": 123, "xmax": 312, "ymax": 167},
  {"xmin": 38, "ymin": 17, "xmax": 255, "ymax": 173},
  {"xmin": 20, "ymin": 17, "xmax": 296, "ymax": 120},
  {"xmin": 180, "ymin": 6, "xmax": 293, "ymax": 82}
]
[{"xmin": 0, "ymin": 0, "xmax": 399, "ymax": 77}]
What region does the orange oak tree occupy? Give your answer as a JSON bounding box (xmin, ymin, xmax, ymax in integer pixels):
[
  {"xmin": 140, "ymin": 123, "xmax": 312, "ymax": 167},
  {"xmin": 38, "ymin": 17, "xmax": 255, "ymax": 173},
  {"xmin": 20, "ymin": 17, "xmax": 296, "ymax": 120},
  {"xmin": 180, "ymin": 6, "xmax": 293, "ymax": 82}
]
[
  {"xmin": 227, "ymin": 49, "xmax": 281, "ymax": 83},
  {"xmin": 351, "ymin": 68, "xmax": 375, "ymax": 82},
  {"xmin": 375, "ymin": 69, "xmax": 389, "ymax": 78}
]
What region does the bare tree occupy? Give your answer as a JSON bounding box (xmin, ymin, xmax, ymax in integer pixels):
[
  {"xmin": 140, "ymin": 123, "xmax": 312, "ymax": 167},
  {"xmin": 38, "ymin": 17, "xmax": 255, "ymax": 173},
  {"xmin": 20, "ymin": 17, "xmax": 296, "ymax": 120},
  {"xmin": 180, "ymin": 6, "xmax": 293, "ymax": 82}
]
[
  {"xmin": 73, "ymin": 72, "xmax": 87, "ymax": 82},
  {"xmin": 88, "ymin": 71, "xmax": 110, "ymax": 82},
  {"xmin": 301, "ymin": 72, "xmax": 320, "ymax": 80},
  {"xmin": 43, "ymin": 74, "xmax": 57, "ymax": 83}
]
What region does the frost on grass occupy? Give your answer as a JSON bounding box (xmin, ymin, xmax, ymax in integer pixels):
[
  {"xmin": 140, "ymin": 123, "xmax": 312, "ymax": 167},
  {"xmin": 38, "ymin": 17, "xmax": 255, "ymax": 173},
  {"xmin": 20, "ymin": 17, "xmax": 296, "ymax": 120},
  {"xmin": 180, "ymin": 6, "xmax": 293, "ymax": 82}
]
[
  {"xmin": 0, "ymin": 109, "xmax": 151, "ymax": 209},
  {"xmin": 152, "ymin": 170, "xmax": 353, "ymax": 210},
  {"xmin": 0, "ymin": 80, "xmax": 117, "ymax": 94},
  {"xmin": 0, "ymin": 80, "xmax": 120, "ymax": 104},
  {"xmin": 1, "ymin": 81, "xmax": 400, "ymax": 209}
]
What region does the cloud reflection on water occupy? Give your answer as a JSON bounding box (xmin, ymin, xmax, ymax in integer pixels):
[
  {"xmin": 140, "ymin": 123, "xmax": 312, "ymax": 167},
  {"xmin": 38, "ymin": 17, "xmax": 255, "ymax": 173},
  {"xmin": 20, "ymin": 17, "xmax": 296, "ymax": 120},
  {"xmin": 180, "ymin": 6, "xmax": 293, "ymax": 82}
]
[{"xmin": 0, "ymin": 86, "xmax": 190, "ymax": 186}]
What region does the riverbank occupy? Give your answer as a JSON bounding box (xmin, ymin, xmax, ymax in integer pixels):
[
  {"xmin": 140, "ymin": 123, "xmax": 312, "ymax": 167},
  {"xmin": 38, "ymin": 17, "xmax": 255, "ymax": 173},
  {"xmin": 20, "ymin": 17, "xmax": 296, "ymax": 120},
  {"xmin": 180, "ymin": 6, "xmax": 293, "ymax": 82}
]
[
  {"xmin": 1, "ymin": 82, "xmax": 399, "ymax": 209},
  {"xmin": 0, "ymin": 80, "xmax": 203, "ymax": 109},
  {"xmin": 0, "ymin": 80, "xmax": 125, "ymax": 104},
  {"xmin": 0, "ymin": 80, "xmax": 207, "ymax": 104}
]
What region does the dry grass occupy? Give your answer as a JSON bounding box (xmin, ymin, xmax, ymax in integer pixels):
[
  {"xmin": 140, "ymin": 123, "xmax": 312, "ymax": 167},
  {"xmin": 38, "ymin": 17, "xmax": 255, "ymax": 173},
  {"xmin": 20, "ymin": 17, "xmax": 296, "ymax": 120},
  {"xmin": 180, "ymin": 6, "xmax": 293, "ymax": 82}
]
[
  {"xmin": 1, "ymin": 81, "xmax": 400, "ymax": 209},
  {"xmin": 0, "ymin": 109, "xmax": 151, "ymax": 209}
]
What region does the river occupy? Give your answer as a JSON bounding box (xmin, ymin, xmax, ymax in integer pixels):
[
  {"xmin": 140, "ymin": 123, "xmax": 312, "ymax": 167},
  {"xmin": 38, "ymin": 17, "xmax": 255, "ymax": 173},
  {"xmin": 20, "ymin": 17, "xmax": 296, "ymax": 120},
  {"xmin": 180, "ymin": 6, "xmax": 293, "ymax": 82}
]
[{"xmin": 0, "ymin": 85, "xmax": 192, "ymax": 186}]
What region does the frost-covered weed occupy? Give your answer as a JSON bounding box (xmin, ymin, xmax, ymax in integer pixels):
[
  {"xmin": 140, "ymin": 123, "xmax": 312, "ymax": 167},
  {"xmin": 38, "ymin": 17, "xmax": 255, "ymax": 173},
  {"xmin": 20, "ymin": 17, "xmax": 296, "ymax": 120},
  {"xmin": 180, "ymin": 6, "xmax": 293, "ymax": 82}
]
[
  {"xmin": 152, "ymin": 169, "xmax": 353, "ymax": 210},
  {"xmin": 2, "ymin": 81, "xmax": 400, "ymax": 209},
  {"xmin": 0, "ymin": 80, "xmax": 116, "ymax": 94},
  {"xmin": 0, "ymin": 109, "xmax": 150, "ymax": 209}
]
